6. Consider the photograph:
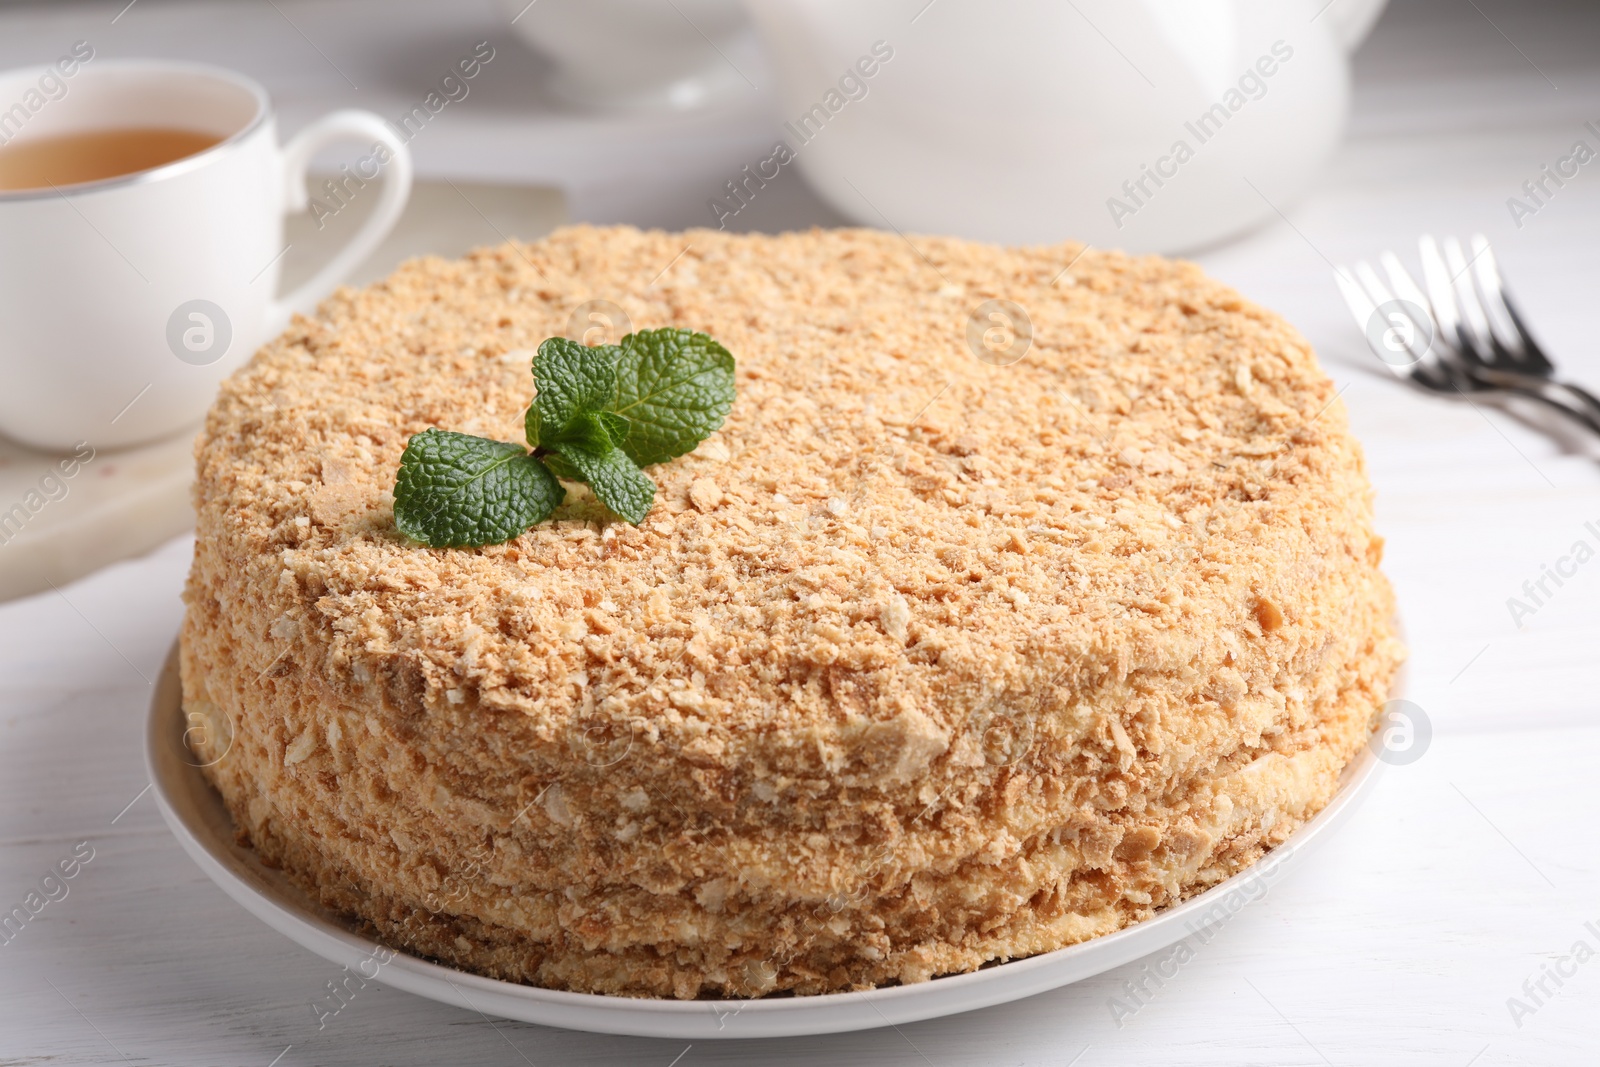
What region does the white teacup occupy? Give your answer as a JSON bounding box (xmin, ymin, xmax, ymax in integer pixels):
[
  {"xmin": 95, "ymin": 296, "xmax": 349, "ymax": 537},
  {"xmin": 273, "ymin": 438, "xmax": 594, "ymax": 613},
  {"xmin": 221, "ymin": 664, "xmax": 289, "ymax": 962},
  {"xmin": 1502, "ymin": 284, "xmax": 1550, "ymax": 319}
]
[{"xmin": 0, "ymin": 58, "xmax": 413, "ymax": 451}]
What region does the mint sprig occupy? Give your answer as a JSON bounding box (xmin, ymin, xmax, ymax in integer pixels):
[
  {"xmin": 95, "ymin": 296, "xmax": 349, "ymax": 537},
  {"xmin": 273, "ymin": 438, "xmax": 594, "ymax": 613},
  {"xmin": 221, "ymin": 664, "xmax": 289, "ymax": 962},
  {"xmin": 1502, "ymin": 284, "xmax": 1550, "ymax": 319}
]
[
  {"xmin": 393, "ymin": 328, "xmax": 735, "ymax": 547},
  {"xmin": 394, "ymin": 430, "xmax": 564, "ymax": 547},
  {"xmin": 608, "ymin": 328, "xmax": 739, "ymax": 466}
]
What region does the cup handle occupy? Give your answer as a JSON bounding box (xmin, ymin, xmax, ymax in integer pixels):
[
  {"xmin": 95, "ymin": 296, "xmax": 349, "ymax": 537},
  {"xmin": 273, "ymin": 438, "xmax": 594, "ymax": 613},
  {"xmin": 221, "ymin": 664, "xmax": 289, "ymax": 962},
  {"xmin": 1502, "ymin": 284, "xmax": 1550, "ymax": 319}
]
[{"xmin": 265, "ymin": 110, "xmax": 413, "ymax": 333}]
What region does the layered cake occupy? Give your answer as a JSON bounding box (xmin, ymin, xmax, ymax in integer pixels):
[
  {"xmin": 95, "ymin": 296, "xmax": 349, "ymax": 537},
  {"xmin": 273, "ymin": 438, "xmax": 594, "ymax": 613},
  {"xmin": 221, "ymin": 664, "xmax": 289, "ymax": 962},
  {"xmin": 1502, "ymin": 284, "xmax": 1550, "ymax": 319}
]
[{"xmin": 181, "ymin": 225, "xmax": 1402, "ymax": 998}]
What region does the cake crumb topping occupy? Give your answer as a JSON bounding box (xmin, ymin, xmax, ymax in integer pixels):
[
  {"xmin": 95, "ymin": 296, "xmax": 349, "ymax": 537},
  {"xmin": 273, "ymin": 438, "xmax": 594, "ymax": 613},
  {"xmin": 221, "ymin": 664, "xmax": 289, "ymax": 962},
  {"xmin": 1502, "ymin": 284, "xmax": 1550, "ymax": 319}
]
[{"xmin": 182, "ymin": 225, "xmax": 1401, "ymax": 998}]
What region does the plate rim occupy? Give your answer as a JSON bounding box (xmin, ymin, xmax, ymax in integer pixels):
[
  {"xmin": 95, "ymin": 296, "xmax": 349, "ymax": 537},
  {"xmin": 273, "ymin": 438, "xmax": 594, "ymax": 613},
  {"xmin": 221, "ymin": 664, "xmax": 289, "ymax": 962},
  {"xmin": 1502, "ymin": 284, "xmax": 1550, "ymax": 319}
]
[{"xmin": 148, "ymin": 639, "xmax": 1391, "ymax": 1039}]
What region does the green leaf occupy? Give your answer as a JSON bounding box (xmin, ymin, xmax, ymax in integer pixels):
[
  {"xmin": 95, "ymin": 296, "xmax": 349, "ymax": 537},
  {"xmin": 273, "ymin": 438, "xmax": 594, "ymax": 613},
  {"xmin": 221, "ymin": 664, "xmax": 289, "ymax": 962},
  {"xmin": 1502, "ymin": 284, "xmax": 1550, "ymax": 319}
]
[
  {"xmin": 552, "ymin": 441, "xmax": 656, "ymax": 524},
  {"xmin": 539, "ymin": 451, "xmax": 583, "ymax": 482},
  {"xmin": 530, "ymin": 336, "xmax": 620, "ymax": 448},
  {"xmin": 543, "ymin": 411, "xmax": 614, "ymax": 454},
  {"xmin": 524, "ymin": 400, "xmax": 540, "ymax": 451},
  {"xmin": 595, "ymin": 411, "xmax": 631, "ymax": 448},
  {"xmin": 394, "ymin": 429, "xmax": 564, "ymax": 547},
  {"xmin": 608, "ymin": 328, "xmax": 735, "ymax": 467},
  {"xmin": 396, "ymin": 329, "xmax": 734, "ymax": 548}
]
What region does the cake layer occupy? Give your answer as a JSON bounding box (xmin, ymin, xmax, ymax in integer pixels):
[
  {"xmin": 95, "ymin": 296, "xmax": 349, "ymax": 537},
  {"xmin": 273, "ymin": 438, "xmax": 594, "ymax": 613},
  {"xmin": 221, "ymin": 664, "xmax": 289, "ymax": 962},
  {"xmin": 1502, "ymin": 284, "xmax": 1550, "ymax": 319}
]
[{"xmin": 181, "ymin": 225, "xmax": 1402, "ymax": 997}]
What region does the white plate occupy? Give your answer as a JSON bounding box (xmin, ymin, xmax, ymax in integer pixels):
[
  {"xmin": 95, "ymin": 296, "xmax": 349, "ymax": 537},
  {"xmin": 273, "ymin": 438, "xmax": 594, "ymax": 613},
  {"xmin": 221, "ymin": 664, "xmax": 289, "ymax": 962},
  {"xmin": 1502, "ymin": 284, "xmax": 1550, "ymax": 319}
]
[{"xmin": 147, "ymin": 642, "xmax": 1387, "ymax": 1040}]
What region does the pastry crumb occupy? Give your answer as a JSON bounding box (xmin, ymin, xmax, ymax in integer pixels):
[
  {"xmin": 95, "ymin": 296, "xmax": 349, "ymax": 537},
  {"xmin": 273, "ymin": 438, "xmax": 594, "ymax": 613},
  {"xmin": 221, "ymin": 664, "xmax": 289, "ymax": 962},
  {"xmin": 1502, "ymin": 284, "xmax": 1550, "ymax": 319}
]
[{"xmin": 180, "ymin": 225, "xmax": 1401, "ymax": 999}]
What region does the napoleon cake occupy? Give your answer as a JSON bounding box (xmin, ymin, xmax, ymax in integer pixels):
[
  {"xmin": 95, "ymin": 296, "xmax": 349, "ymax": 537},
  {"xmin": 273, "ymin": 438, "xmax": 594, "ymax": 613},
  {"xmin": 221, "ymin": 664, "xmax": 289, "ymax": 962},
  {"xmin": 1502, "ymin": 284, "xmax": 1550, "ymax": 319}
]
[{"xmin": 180, "ymin": 224, "xmax": 1402, "ymax": 999}]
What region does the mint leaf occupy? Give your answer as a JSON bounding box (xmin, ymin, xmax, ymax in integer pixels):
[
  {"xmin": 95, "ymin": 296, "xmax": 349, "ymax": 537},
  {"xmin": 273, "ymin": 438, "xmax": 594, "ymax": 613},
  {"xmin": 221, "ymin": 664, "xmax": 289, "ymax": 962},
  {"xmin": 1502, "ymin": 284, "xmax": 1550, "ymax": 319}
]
[
  {"xmin": 524, "ymin": 399, "xmax": 540, "ymax": 450},
  {"xmin": 552, "ymin": 441, "xmax": 656, "ymax": 524},
  {"xmin": 394, "ymin": 429, "xmax": 563, "ymax": 547},
  {"xmin": 395, "ymin": 329, "xmax": 734, "ymax": 547},
  {"xmin": 540, "ymin": 411, "xmax": 614, "ymax": 455},
  {"xmin": 539, "ymin": 451, "xmax": 583, "ymax": 482},
  {"xmin": 529, "ymin": 337, "xmax": 621, "ymax": 447},
  {"xmin": 595, "ymin": 411, "xmax": 631, "ymax": 448},
  {"xmin": 608, "ymin": 328, "xmax": 735, "ymax": 466}
]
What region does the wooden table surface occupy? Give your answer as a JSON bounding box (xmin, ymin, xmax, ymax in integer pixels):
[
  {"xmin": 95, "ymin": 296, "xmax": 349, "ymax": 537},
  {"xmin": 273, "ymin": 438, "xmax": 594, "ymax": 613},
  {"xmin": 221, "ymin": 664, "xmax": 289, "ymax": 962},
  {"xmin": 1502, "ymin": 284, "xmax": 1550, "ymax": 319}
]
[{"xmin": 2, "ymin": 0, "xmax": 1598, "ymax": 1063}]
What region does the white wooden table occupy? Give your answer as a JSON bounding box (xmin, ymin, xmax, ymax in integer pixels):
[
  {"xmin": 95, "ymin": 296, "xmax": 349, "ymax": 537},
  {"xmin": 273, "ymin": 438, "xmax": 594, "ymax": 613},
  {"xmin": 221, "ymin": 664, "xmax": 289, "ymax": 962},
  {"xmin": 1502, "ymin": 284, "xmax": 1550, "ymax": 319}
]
[{"xmin": 3, "ymin": 1, "xmax": 1599, "ymax": 1063}]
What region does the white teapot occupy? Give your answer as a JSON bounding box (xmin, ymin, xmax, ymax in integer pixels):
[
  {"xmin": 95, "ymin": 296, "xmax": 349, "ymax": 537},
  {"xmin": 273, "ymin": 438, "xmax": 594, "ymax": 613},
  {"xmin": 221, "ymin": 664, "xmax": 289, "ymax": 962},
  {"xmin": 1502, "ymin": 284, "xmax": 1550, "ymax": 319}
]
[{"xmin": 740, "ymin": 0, "xmax": 1386, "ymax": 252}]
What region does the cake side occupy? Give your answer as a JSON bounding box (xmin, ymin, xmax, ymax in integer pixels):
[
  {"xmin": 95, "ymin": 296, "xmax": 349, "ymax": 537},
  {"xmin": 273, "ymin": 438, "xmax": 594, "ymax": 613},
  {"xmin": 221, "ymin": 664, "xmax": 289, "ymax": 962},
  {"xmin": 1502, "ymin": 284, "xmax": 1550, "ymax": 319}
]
[{"xmin": 180, "ymin": 225, "xmax": 1402, "ymax": 997}]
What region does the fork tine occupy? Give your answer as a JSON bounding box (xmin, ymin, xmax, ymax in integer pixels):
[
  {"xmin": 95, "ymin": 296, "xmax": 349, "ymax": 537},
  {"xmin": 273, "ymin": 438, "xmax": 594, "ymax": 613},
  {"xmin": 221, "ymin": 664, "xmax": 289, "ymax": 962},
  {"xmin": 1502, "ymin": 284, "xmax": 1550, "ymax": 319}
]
[
  {"xmin": 1333, "ymin": 265, "xmax": 1378, "ymax": 329},
  {"xmin": 1468, "ymin": 234, "xmax": 1527, "ymax": 356},
  {"xmin": 1379, "ymin": 251, "xmax": 1431, "ymax": 312},
  {"xmin": 1376, "ymin": 252, "xmax": 1441, "ymax": 364},
  {"xmin": 1419, "ymin": 235, "xmax": 1463, "ymax": 348},
  {"xmin": 1353, "ymin": 260, "xmax": 1394, "ymax": 305},
  {"xmin": 1442, "ymin": 235, "xmax": 1495, "ymax": 357},
  {"xmin": 1343, "ymin": 262, "xmax": 1432, "ymax": 366}
]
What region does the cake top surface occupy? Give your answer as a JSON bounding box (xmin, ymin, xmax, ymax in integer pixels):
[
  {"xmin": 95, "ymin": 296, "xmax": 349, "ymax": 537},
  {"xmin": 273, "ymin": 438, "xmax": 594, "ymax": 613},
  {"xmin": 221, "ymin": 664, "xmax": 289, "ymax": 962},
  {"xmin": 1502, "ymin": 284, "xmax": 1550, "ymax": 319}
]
[{"xmin": 195, "ymin": 225, "xmax": 1368, "ymax": 770}]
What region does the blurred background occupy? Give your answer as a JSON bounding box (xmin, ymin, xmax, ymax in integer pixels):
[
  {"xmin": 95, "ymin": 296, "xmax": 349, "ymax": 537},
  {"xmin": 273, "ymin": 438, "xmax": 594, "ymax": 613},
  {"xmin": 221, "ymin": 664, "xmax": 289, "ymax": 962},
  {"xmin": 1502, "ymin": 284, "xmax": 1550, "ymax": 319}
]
[
  {"xmin": 1, "ymin": 1, "xmax": 1597, "ymax": 1064},
  {"xmin": 1, "ymin": 0, "xmax": 1588, "ymax": 239}
]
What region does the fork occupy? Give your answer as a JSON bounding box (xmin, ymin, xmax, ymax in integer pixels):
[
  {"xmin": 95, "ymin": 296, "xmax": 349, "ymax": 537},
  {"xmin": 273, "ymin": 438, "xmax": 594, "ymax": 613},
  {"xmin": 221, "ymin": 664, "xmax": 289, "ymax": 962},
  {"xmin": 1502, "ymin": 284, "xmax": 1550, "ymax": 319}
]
[{"xmin": 1334, "ymin": 235, "xmax": 1600, "ymax": 434}]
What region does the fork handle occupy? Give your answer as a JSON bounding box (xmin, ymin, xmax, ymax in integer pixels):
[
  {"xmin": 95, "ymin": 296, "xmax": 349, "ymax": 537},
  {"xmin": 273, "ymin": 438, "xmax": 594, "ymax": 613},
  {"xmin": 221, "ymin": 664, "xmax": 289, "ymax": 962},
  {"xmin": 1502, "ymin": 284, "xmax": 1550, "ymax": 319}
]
[
  {"xmin": 1554, "ymin": 380, "xmax": 1600, "ymax": 424},
  {"xmin": 1470, "ymin": 367, "xmax": 1600, "ymax": 436}
]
